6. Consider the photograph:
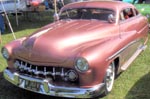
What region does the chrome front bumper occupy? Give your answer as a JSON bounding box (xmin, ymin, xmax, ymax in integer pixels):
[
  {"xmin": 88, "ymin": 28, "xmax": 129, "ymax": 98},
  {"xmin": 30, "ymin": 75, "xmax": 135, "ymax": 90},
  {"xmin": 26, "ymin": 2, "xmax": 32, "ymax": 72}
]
[{"xmin": 3, "ymin": 68, "xmax": 105, "ymax": 98}]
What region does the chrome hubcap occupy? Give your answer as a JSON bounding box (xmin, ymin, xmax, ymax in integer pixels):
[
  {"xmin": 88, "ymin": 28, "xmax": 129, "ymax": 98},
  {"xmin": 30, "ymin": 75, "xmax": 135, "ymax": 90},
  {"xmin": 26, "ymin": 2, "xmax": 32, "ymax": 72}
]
[{"xmin": 106, "ymin": 64, "xmax": 115, "ymax": 92}]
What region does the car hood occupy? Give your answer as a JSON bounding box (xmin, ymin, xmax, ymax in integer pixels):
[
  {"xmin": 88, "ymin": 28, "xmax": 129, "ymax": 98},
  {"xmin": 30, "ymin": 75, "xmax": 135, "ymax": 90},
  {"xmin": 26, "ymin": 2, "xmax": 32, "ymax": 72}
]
[{"xmin": 15, "ymin": 20, "xmax": 115, "ymax": 63}]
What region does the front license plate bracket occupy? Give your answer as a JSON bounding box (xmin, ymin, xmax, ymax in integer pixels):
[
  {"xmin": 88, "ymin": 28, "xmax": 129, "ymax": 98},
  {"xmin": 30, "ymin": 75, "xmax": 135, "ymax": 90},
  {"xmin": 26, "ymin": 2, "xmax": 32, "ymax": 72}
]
[{"xmin": 24, "ymin": 80, "xmax": 40, "ymax": 91}]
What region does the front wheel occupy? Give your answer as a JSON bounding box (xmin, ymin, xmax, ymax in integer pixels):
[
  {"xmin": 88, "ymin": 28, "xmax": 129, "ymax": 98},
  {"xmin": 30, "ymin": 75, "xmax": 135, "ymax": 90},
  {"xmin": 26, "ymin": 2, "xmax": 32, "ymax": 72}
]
[{"xmin": 103, "ymin": 62, "xmax": 115, "ymax": 95}]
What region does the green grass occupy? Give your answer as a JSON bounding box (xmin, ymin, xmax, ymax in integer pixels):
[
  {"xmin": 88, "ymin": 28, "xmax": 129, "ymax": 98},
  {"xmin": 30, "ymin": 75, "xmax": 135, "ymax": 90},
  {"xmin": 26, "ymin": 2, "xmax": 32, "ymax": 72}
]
[
  {"xmin": 103, "ymin": 7, "xmax": 150, "ymax": 98},
  {"xmin": 0, "ymin": 11, "xmax": 150, "ymax": 99},
  {"xmin": 135, "ymin": 4, "xmax": 150, "ymax": 15},
  {"xmin": 102, "ymin": 44, "xmax": 150, "ymax": 99},
  {"xmin": 103, "ymin": 7, "xmax": 150, "ymax": 99},
  {"xmin": 0, "ymin": 11, "xmax": 54, "ymax": 71}
]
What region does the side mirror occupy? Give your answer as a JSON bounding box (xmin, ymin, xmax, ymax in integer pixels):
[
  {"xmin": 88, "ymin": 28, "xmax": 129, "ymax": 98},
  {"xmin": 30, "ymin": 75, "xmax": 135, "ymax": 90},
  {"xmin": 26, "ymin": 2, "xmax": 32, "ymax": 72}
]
[
  {"xmin": 53, "ymin": 13, "xmax": 59, "ymax": 21},
  {"xmin": 108, "ymin": 14, "xmax": 115, "ymax": 23}
]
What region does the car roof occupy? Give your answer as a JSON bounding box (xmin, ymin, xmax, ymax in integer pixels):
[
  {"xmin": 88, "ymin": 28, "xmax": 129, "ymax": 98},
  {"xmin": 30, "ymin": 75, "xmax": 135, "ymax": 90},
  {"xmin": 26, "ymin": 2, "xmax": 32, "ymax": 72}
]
[{"xmin": 61, "ymin": 1, "xmax": 134, "ymax": 11}]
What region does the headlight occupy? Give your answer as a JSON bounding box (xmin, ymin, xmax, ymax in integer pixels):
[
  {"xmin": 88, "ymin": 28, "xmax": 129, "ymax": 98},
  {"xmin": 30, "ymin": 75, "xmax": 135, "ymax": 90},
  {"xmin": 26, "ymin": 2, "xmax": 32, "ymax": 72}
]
[
  {"xmin": 1, "ymin": 47, "xmax": 10, "ymax": 60},
  {"xmin": 75, "ymin": 57, "xmax": 89, "ymax": 72}
]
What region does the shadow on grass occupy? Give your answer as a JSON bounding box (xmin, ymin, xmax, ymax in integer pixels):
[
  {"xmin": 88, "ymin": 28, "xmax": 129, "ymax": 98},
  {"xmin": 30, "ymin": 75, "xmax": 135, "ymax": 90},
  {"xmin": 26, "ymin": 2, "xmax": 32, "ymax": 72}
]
[
  {"xmin": 125, "ymin": 72, "xmax": 150, "ymax": 99},
  {"xmin": 1, "ymin": 11, "xmax": 54, "ymax": 34},
  {"xmin": 0, "ymin": 72, "xmax": 70, "ymax": 99}
]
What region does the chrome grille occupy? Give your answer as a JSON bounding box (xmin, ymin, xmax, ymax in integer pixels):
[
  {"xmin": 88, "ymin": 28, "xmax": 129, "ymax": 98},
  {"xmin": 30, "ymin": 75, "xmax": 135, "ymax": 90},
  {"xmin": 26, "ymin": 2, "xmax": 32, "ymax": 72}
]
[{"xmin": 14, "ymin": 59, "xmax": 78, "ymax": 82}]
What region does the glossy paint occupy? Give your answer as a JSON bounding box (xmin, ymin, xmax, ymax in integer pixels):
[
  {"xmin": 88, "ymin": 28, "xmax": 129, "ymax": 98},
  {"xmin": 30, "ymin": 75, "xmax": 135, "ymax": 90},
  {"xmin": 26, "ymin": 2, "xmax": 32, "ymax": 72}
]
[{"xmin": 2, "ymin": 1, "xmax": 149, "ymax": 98}]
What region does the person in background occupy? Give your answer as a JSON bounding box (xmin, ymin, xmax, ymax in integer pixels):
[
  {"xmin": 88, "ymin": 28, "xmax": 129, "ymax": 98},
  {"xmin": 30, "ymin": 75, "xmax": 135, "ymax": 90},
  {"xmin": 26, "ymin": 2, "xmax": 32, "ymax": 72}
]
[
  {"xmin": 44, "ymin": 0, "xmax": 49, "ymax": 10},
  {"xmin": 57, "ymin": 0, "xmax": 64, "ymax": 10},
  {"xmin": 0, "ymin": 11, "xmax": 5, "ymax": 34}
]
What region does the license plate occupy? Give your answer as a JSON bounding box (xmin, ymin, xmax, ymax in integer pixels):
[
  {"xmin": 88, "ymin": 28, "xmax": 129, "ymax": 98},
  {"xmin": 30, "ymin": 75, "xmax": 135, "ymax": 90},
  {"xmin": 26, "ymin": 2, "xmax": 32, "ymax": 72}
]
[{"xmin": 25, "ymin": 80, "xmax": 40, "ymax": 91}]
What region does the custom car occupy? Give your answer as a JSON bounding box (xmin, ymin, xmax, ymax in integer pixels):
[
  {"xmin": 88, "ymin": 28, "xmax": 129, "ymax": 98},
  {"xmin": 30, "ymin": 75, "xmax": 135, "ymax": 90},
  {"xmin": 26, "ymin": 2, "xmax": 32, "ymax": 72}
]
[{"xmin": 1, "ymin": 1, "xmax": 149, "ymax": 98}]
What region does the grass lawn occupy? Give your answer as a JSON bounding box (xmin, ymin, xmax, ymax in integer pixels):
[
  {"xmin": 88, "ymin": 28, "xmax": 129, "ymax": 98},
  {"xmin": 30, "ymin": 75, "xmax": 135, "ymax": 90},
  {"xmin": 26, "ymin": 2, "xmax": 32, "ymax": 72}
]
[
  {"xmin": 0, "ymin": 10, "xmax": 150, "ymax": 99},
  {"xmin": 135, "ymin": 4, "xmax": 150, "ymax": 15}
]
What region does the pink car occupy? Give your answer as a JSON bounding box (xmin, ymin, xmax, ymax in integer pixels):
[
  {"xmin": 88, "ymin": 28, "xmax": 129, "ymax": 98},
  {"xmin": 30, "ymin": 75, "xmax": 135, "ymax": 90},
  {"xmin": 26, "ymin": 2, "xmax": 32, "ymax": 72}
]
[{"xmin": 1, "ymin": 1, "xmax": 149, "ymax": 98}]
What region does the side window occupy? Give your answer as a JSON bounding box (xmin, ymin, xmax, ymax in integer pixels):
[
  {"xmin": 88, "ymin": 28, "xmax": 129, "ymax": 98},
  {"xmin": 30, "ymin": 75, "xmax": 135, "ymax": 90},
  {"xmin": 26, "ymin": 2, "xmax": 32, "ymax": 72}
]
[
  {"xmin": 120, "ymin": 11, "xmax": 125, "ymax": 20},
  {"xmin": 134, "ymin": 9, "xmax": 139, "ymax": 16},
  {"xmin": 120, "ymin": 8, "xmax": 134, "ymax": 21}
]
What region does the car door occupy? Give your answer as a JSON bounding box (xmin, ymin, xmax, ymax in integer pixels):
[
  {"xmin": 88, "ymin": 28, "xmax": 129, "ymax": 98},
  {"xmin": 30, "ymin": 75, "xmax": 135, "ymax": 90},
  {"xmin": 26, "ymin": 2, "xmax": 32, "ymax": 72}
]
[{"xmin": 119, "ymin": 7, "xmax": 143, "ymax": 68}]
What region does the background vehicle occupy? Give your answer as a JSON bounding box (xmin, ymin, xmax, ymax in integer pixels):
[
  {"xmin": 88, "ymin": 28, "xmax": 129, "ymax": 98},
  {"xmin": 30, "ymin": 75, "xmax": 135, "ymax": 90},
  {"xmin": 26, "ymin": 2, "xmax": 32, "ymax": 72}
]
[{"xmin": 0, "ymin": 0, "xmax": 45, "ymax": 14}]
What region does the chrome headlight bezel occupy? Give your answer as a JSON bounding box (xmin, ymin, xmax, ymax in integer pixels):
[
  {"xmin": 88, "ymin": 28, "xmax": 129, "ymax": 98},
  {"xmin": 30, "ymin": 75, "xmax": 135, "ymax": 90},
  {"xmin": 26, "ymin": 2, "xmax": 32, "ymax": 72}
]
[
  {"xmin": 1, "ymin": 47, "xmax": 10, "ymax": 60},
  {"xmin": 75, "ymin": 57, "xmax": 89, "ymax": 72}
]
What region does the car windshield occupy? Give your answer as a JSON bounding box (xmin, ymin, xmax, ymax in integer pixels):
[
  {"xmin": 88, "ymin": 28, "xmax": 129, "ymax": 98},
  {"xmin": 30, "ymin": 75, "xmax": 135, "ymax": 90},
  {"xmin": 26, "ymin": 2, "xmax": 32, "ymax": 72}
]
[{"xmin": 60, "ymin": 8, "xmax": 115, "ymax": 21}]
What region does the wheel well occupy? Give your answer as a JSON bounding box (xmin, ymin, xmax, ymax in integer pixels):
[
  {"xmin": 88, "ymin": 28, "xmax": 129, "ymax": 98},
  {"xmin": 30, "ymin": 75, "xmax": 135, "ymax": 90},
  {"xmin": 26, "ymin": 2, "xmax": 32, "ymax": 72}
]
[{"xmin": 113, "ymin": 57, "xmax": 120, "ymax": 76}]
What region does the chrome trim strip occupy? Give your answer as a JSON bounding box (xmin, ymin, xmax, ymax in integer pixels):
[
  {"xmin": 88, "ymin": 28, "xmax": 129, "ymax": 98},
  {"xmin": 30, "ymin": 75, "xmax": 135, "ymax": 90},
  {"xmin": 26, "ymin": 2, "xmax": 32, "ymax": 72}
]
[
  {"xmin": 121, "ymin": 45, "xmax": 147, "ymax": 70},
  {"xmin": 107, "ymin": 40, "xmax": 139, "ymax": 60},
  {"xmin": 137, "ymin": 24, "xmax": 148, "ymax": 34},
  {"xmin": 3, "ymin": 69, "xmax": 105, "ymax": 98}
]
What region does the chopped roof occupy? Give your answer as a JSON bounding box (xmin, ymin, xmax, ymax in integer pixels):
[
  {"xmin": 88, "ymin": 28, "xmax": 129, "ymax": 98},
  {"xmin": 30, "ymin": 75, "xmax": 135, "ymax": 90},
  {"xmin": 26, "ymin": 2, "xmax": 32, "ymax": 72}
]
[{"xmin": 62, "ymin": 1, "xmax": 134, "ymax": 11}]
